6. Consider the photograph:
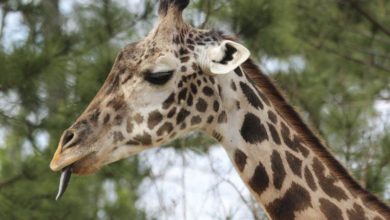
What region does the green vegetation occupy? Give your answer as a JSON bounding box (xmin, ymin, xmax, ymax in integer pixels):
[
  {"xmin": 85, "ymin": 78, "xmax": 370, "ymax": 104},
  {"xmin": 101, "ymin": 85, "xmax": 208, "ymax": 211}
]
[{"xmin": 0, "ymin": 0, "xmax": 389, "ymax": 219}]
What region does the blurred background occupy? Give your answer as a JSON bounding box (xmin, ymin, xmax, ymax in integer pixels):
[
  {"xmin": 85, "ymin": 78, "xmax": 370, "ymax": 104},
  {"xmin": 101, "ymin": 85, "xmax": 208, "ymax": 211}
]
[{"xmin": 0, "ymin": 0, "xmax": 389, "ymax": 219}]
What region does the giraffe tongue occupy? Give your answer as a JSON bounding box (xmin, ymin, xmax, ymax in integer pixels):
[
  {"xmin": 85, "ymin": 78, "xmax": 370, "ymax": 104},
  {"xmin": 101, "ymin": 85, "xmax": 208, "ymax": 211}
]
[{"xmin": 55, "ymin": 166, "xmax": 72, "ymax": 200}]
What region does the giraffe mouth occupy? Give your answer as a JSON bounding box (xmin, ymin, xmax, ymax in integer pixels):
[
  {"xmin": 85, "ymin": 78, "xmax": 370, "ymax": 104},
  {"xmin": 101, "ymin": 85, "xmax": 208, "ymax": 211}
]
[
  {"xmin": 53, "ymin": 152, "xmax": 98, "ymax": 200},
  {"xmin": 52, "ymin": 144, "xmax": 146, "ymax": 200}
]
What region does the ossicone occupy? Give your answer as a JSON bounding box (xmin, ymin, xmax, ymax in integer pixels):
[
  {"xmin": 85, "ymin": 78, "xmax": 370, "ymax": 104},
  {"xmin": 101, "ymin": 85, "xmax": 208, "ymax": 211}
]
[{"xmin": 158, "ymin": 0, "xmax": 190, "ymax": 16}]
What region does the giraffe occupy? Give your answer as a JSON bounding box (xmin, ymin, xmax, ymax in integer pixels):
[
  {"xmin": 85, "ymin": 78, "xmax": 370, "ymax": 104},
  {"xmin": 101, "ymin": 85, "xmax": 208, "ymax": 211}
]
[{"xmin": 49, "ymin": 0, "xmax": 390, "ymax": 219}]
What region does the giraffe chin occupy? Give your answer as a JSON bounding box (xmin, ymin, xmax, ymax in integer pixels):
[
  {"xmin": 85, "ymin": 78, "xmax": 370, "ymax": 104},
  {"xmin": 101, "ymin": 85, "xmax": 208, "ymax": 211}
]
[{"xmin": 71, "ymin": 155, "xmax": 103, "ymax": 176}]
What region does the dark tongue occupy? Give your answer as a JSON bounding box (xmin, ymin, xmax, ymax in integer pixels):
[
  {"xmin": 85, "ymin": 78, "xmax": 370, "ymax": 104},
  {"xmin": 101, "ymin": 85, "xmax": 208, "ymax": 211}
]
[{"xmin": 55, "ymin": 166, "xmax": 72, "ymax": 200}]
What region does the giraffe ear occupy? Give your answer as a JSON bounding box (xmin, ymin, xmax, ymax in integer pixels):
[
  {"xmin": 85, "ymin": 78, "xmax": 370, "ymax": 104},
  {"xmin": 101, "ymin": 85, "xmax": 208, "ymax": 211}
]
[{"xmin": 208, "ymin": 40, "xmax": 250, "ymax": 75}]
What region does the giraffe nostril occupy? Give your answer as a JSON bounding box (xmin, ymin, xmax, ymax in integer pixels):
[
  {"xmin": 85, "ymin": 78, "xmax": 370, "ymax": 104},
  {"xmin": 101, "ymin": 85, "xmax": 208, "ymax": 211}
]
[{"xmin": 61, "ymin": 130, "xmax": 77, "ymax": 150}]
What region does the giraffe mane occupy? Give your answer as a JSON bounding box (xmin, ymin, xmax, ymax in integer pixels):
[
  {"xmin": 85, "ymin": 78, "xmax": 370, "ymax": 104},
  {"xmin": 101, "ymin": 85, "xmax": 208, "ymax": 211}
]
[{"xmin": 239, "ymin": 57, "xmax": 390, "ymax": 217}]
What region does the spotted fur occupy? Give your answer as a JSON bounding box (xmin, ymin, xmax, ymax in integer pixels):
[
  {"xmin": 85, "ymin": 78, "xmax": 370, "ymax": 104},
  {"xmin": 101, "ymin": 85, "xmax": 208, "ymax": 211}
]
[{"xmin": 50, "ymin": 1, "xmax": 390, "ymax": 219}]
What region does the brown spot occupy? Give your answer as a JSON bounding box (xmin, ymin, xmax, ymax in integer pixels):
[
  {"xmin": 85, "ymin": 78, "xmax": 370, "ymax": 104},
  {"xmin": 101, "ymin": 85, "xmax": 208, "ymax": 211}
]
[
  {"xmin": 266, "ymin": 182, "xmax": 312, "ymax": 220},
  {"xmin": 126, "ymin": 118, "xmax": 133, "ymax": 133},
  {"xmin": 240, "ymin": 113, "xmax": 268, "ymax": 144},
  {"xmin": 178, "ymin": 88, "xmax": 188, "ymax": 103},
  {"xmin": 281, "ymin": 123, "xmax": 309, "ymax": 157},
  {"xmin": 218, "ymin": 85, "xmax": 222, "ymax": 95},
  {"xmin": 212, "ymin": 131, "xmax": 223, "ymax": 142},
  {"xmin": 148, "ymin": 110, "xmax": 163, "ymax": 129},
  {"xmin": 187, "ymin": 93, "xmax": 193, "ymax": 106},
  {"xmin": 268, "ymin": 123, "xmax": 281, "ymax": 145},
  {"xmin": 347, "ymin": 203, "xmax": 368, "ymax": 220},
  {"xmin": 248, "ymin": 162, "xmax": 269, "ymax": 195},
  {"xmin": 178, "ymin": 81, "xmax": 183, "ymax": 88},
  {"xmin": 209, "ymin": 76, "xmax": 216, "ymax": 84},
  {"xmin": 179, "ymin": 47, "xmax": 188, "ymax": 56},
  {"xmin": 186, "ymin": 38, "xmax": 194, "ymax": 44},
  {"xmin": 304, "ymin": 166, "xmax": 317, "ymax": 191},
  {"xmin": 122, "ymin": 73, "xmax": 133, "ymax": 85},
  {"xmin": 281, "ymin": 123, "xmax": 296, "ymax": 151},
  {"xmin": 163, "ymin": 93, "xmax": 175, "ymax": 109},
  {"xmin": 90, "ymin": 109, "xmax": 101, "ymax": 124},
  {"xmin": 207, "ymin": 116, "xmax": 214, "ymax": 123},
  {"xmin": 236, "ymin": 101, "xmax": 241, "ymax": 110},
  {"xmin": 240, "ymin": 82, "xmax": 264, "ymax": 110},
  {"xmin": 113, "ymin": 131, "xmax": 124, "ymax": 144},
  {"xmin": 191, "ymin": 116, "xmax": 202, "ymax": 126},
  {"xmin": 114, "ymin": 115, "xmax": 123, "ymax": 125},
  {"xmin": 105, "ymin": 74, "xmax": 120, "ymax": 94},
  {"xmin": 157, "ymin": 122, "xmax": 174, "ymax": 136},
  {"xmin": 293, "ymin": 135, "xmax": 310, "ymax": 157},
  {"xmin": 167, "ymin": 107, "xmax": 177, "ymax": 118},
  {"xmin": 268, "ymin": 111, "xmax": 277, "ymax": 124},
  {"xmin": 107, "ymin": 94, "xmax": 126, "ymax": 111},
  {"xmin": 231, "ymin": 81, "xmax": 237, "ymax": 91},
  {"xmin": 134, "ymin": 113, "xmax": 144, "ymax": 124},
  {"xmin": 169, "ymin": 132, "xmax": 177, "ymax": 138},
  {"xmin": 234, "ymin": 68, "xmax": 243, "ymax": 77},
  {"xmin": 191, "ymin": 62, "xmax": 197, "ymax": 71},
  {"xmin": 319, "ymin": 198, "xmax": 343, "ymax": 220},
  {"xmin": 126, "ymin": 140, "xmax": 139, "ymax": 145},
  {"xmin": 103, "ymin": 114, "xmax": 110, "ymax": 125},
  {"xmin": 176, "ymin": 109, "xmax": 190, "ymax": 124},
  {"xmin": 202, "ymin": 86, "xmax": 214, "ymax": 96},
  {"xmin": 180, "ymin": 56, "xmax": 190, "ymax": 63},
  {"xmin": 286, "ymin": 151, "xmax": 302, "ymax": 177},
  {"xmin": 313, "ymin": 158, "xmax": 348, "ymax": 201},
  {"xmin": 133, "ymin": 132, "xmax": 152, "ymax": 145},
  {"xmin": 213, "ymin": 101, "xmax": 220, "ymax": 112},
  {"xmin": 196, "ymin": 98, "xmax": 208, "ymax": 112},
  {"xmin": 271, "ymin": 150, "xmax": 286, "ymax": 190},
  {"xmin": 217, "ymin": 111, "xmax": 227, "ymax": 123},
  {"xmin": 190, "ymin": 83, "xmax": 197, "ymax": 94},
  {"xmin": 256, "ymin": 89, "xmax": 271, "ymax": 106},
  {"xmin": 234, "ymin": 149, "xmax": 247, "ymax": 172}
]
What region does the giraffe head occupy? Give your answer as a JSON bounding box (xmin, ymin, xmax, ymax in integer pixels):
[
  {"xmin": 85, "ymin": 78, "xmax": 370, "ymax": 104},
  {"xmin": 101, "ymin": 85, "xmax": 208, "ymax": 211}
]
[{"xmin": 50, "ymin": 0, "xmax": 249, "ymax": 176}]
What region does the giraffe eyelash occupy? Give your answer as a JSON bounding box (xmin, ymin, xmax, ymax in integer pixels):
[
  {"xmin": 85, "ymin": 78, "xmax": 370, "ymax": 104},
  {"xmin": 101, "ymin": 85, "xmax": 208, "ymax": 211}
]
[{"xmin": 144, "ymin": 70, "xmax": 174, "ymax": 85}]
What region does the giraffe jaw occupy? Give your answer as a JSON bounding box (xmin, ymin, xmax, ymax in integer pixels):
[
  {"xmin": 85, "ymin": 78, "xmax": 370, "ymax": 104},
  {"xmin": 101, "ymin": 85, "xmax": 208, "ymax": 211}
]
[
  {"xmin": 101, "ymin": 144, "xmax": 148, "ymax": 167},
  {"xmin": 50, "ymin": 143, "xmax": 148, "ymax": 174}
]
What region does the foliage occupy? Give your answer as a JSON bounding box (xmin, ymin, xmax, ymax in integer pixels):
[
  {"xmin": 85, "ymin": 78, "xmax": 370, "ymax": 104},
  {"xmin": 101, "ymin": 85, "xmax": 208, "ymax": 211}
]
[
  {"xmin": 0, "ymin": 0, "xmax": 389, "ymax": 219},
  {"xmin": 0, "ymin": 0, "xmax": 153, "ymax": 219},
  {"xmin": 195, "ymin": 0, "xmax": 390, "ymax": 198}
]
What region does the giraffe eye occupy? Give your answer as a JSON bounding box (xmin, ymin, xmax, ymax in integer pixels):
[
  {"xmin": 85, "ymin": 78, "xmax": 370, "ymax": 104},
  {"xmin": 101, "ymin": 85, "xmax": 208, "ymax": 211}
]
[{"xmin": 144, "ymin": 70, "xmax": 174, "ymax": 85}]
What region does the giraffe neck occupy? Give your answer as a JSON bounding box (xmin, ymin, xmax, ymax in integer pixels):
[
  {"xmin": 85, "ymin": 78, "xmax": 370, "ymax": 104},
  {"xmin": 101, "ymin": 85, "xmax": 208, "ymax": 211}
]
[{"xmin": 211, "ymin": 65, "xmax": 389, "ymax": 220}]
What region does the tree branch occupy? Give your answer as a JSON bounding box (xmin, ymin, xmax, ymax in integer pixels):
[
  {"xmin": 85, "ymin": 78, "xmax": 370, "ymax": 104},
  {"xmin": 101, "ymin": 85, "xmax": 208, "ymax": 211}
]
[
  {"xmin": 0, "ymin": 8, "xmax": 6, "ymax": 39},
  {"xmin": 0, "ymin": 174, "xmax": 22, "ymax": 189},
  {"xmin": 306, "ymin": 41, "xmax": 390, "ymax": 73},
  {"xmin": 343, "ymin": 0, "xmax": 390, "ymax": 37}
]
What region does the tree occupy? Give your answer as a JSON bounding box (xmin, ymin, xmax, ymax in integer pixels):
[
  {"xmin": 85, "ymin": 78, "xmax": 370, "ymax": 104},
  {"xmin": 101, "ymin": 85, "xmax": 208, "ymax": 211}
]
[
  {"xmin": 0, "ymin": 0, "xmax": 153, "ymax": 219},
  {"xmin": 0, "ymin": 0, "xmax": 389, "ymax": 219},
  {"xmin": 194, "ymin": 0, "xmax": 390, "ymax": 199}
]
